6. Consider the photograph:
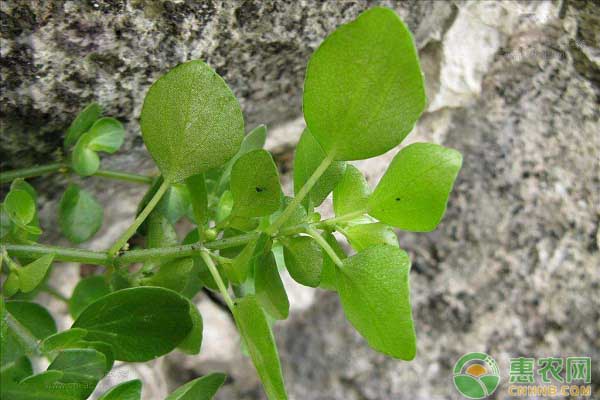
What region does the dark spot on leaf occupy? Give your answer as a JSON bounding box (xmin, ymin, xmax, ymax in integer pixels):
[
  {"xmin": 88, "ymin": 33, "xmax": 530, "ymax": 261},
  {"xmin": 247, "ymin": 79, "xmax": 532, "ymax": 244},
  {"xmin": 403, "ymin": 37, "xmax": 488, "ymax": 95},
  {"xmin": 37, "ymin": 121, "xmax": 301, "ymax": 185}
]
[
  {"xmin": 395, "ymin": 197, "xmax": 401, "ymax": 202},
  {"xmin": 255, "ymin": 187, "xmax": 264, "ymax": 193}
]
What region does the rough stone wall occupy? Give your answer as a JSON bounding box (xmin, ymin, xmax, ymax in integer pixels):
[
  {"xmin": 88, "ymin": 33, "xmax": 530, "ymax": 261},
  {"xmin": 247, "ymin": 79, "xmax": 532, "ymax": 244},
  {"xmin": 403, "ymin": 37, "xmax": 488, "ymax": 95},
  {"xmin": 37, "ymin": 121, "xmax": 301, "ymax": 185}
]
[{"xmin": 1, "ymin": 1, "xmax": 599, "ymax": 399}]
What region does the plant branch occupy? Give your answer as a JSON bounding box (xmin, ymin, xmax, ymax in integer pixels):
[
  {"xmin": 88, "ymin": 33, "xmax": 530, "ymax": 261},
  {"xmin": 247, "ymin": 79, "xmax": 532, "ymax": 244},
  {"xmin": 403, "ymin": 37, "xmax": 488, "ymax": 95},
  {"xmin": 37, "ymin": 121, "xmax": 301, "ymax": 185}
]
[
  {"xmin": 305, "ymin": 227, "xmax": 344, "ymax": 267},
  {"xmin": 93, "ymin": 169, "xmax": 155, "ymax": 184},
  {"xmin": 0, "ymin": 162, "xmax": 154, "ymax": 185},
  {"xmin": 2, "ymin": 232, "xmax": 259, "ymax": 267},
  {"xmin": 108, "ymin": 179, "xmax": 170, "ymax": 256},
  {"xmin": 0, "ymin": 163, "xmax": 65, "ymax": 184},
  {"xmin": 200, "ymin": 250, "xmax": 234, "ymax": 310},
  {"xmin": 266, "ymin": 151, "xmax": 335, "ymax": 235}
]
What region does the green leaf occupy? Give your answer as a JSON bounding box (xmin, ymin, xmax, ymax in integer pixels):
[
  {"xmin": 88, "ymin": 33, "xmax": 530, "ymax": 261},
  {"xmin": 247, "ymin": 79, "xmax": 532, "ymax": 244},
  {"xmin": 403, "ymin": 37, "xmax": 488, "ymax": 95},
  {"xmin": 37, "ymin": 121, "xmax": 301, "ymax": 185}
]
[
  {"xmin": 72, "ymin": 287, "xmax": 193, "ymax": 362},
  {"xmin": 318, "ymin": 232, "xmax": 346, "ymax": 291},
  {"xmin": 368, "ymin": 143, "xmax": 462, "ymax": 231},
  {"xmin": 4, "ymin": 189, "xmax": 35, "ymax": 226},
  {"xmin": 141, "ymin": 60, "xmax": 244, "ymax": 183},
  {"xmin": 58, "ymin": 184, "xmax": 104, "ymax": 243},
  {"xmin": 342, "ymin": 223, "xmax": 397, "ymax": 251},
  {"xmin": 233, "ymin": 296, "xmax": 287, "ymax": 400},
  {"xmin": 69, "ymin": 276, "xmax": 110, "ymax": 319},
  {"xmin": 9, "ymin": 180, "xmax": 41, "ymax": 242},
  {"xmin": 64, "ymin": 103, "xmax": 102, "ymax": 148},
  {"xmin": 70, "ymin": 118, "xmax": 124, "ymax": 177},
  {"xmin": 16, "ymin": 254, "xmax": 54, "ymax": 293},
  {"xmin": 1, "ymin": 204, "xmax": 13, "ymax": 239},
  {"xmin": 39, "ymin": 329, "xmax": 114, "ymax": 374},
  {"xmin": 3, "ymin": 271, "xmax": 20, "ymax": 296},
  {"xmin": 215, "ymin": 190, "xmax": 233, "ymax": 223},
  {"xmin": 85, "ymin": 117, "xmax": 125, "ymax": 153},
  {"xmin": 47, "ymin": 349, "xmax": 106, "ymax": 399},
  {"xmin": 255, "ymin": 252, "xmax": 290, "ymax": 320},
  {"xmin": 281, "ymin": 236, "xmax": 323, "ymax": 287},
  {"xmin": 166, "ymin": 372, "xmax": 226, "ymax": 400},
  {"xmin": 144, "ymin": 258, "xmax": 195, "ymax": 293},
  {"xmin": 333, "ymin": 164, "xmax": 370, "ymax": 216},
  {"xmin": 293, "ymin": 129, "xmax": 346, "ymax": 208},
  {"xmin": 146, "ymin": 212, "xmax": 178, "ymax": 249},
  {"xmin": 336, "ymin": 245, "xmax": 415, "ymax": 360},
  {"xmin": 97, "ymin": 380, "xmax": 142, "ymax": 400},
  {"xmin": 215, "ymin": 124, "xmax": 268, "ymax": 194},
  {"xmin": 228, "ymin": 233, "xmax": 270, "ymax": 285},
  {"xmin": 177, "ymin": 300, "xmax": 203, "ymax": 355},
  {"xmin": 71, "ymin": 138, "xmax": 100, "ymax": 176},
  {"xmin": 1, "ymin": 370, "xmax": 71, "ymax": 400},
  {"xmin": 2, "ymin": 301, "xmax": 56, "ymax": 366},
  {"xmin": 185, "ymin": 174, "xmax": 208, "ymax": 225},
  {"xmin": 303, "ymin": 7, "xmax": 426, "ymax": 160},
  {"xmin": 39, "ymin": 328, "xmax": 89, "ymax": 354},
  {"xmin": 0, "ymin": 355, "xmax": 32, "ymax": 384},
  {"xmin": 231, "ymin": 149, "xmax": 281, "ymax": 217}
]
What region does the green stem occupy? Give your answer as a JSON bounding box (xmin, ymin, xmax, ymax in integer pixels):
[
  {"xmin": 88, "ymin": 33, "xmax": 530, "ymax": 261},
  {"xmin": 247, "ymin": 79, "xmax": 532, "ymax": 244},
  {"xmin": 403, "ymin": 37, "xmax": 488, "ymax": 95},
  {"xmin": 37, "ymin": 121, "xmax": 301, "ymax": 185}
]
[
  {"xmin": 6, "ymin": 313, "xmax": 40, "ymax": 356},
  {"xmin": 2, "ymin": 232, "xmax": 259, "ymax": 267},
  {"xmin": 305, "ymin": 227, "xmax": 343, "ymax": 267},
  {"xmin": 200, "ymin": 250, "xmax": 234, "ymax": 310},
  {"xmin": 0, "ymin": 162, "xmax": 154, "ymax": 185},
  {"xmin": 108, "ymin": 179, "xmax": 170, "ymax": 256},
  {"xmin": 0, "ymin": 163, "xmax": 65, "ymax": 184},
  {"xmin": 266, "ymin": 151, "xmax": 335, "ymax": 235},
  {"xmin": 93, "ymin": 169, "xmax": 155, "ymax": 185},
  {"xmin": 42, "ymin": 285, "xmax": 69, "ymax": 303}
]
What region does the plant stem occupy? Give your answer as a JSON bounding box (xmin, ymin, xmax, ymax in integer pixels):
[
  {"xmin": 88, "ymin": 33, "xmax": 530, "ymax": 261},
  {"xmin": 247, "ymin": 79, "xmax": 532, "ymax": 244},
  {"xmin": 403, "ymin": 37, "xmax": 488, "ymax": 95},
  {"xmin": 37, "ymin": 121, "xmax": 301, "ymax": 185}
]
[
  {"xmin": 0, "ymin": 162, "xmax": 154, "ymax": 185},
  {"xmin": 108, "ymin": 179, "xmax": 170, "ymax": 256},
  {"xmin": 200, "ymin": 250, "xmax": 234, "ymax": 310},
  {"xmin": 266, "ymin": 151, "xmax": 335, "ymax": 235},
  {"xmin": 42, "ymin": 284, "xmax": 69, "ymax": 303},
  {"xmin": 6, "ymin": 312, "xmax": 40, "ymax": 356},
  {"xmin": 305, "ymin": 227, "xmax": 344, "ymax": 267},
  {"xmin": 0, "ymin": 163, "xmax": 65, "ymax": 184},
  {"xmin": 93, "ymin": 169, "xmax": 155, "ymax": 185},
  {"xmin": 2, "ymin": 232, "xmax": 259, "ymax": 267}
]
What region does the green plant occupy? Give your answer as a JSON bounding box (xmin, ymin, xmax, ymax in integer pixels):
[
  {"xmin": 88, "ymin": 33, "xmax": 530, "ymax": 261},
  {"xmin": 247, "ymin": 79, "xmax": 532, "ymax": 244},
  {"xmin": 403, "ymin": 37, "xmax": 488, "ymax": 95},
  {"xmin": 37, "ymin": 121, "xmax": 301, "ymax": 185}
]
[{"xmin": 0, "ymin": 7, "xmax": 462, "ymax": 400}]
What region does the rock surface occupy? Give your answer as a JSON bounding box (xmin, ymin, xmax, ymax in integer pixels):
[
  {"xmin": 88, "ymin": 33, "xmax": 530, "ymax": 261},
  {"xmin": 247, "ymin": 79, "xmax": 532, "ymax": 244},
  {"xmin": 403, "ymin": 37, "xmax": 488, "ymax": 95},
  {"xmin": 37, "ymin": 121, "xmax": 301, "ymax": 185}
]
[{"xmin": 1, "ymin": 0, "xmax": 599, "ymax": 399}]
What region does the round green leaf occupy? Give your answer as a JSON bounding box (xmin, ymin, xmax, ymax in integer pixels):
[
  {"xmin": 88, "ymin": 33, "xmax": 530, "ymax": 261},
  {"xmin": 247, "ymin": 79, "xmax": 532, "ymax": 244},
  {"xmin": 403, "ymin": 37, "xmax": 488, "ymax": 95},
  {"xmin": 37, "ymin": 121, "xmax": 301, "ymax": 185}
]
[
  {"xmin": 368, "ymin": 143, "xmax": 462, "ymax": 231},
  {"xmin": 3, "ymin": 272, "xmax": 20, "ymax": 297},
  {"xmin": 141, "ymin": 60, "xmax": 244, "ymax": 183},
  {"xmin": 144, "ymin": 258, "xmax": 195, "ymax": 293},
  {"xmin": 342, "ymin": 223, "xmax": 398, "ymax": 251},
  {"xmin": 255, "ymin": 252, "xmax": 290, "ymax": 320},
  {"xmin": 97, "ymin": 380, "xmax": 142, "ymax": 400},
  {"xmin": 177, "ymin": 300, "xmax": 203, "ymax": 355},
  {"xmin": 4, "ymin": 189, "xmax": 35, "ymax": 226},
  {"xmin": 69, "ymin": 276, "xmax": 110, "ymax": 319},
  {"xmin": 281, "ymin": 236, "xmax": 323, "ymax": 287},
  {"xmin": 233, "ymin": 296, "xmax": 288, "ymax": 400},
  {"xmin": 72, "ymin": 137, "xmax": 101, "ymax": 176},
  {"xmin": 303, "ymin": 7, "xmax": 426, "ymax": 160},
  {"xmin": 64, "ymin": 102, "xmax": 102, "ymax": 148},
  {"xmin": 85, "ymin": 117, "xmax": 125, "ymax": 153},
  {"xmin": 59, "ymin": 184, "xmax": 104, "ymax": 243},
  {"xmin": 40, "ymin": 328, "xmax": 89, "ymax": 354},
  {"xmin": 47, "ymin": 349, "xmax": 106, "ymax": 399},
  {"xmin": 336, "ymin": 245, "xmax": 415, "ymax": 360},
  {"xmin": 293, "ymin": 129, "xmax": 346, "ymax": 208},
  {"xmin": 231, "ymin": 149, "xmax": 281, "ymax": 217},
  {"xmin": 333, "ymin": 164, "xmax": 370, "ymax": 216},
  {"xmin": 166, "ymin": 373, "xmax": 226, "ymax": 400},
  {"xmin": 16, "ymin": 254, "xmax": 55, "ymax": 293},
  {"xmin": 72, "ymin": 287, "xmax": 193, "ymax": 362}
]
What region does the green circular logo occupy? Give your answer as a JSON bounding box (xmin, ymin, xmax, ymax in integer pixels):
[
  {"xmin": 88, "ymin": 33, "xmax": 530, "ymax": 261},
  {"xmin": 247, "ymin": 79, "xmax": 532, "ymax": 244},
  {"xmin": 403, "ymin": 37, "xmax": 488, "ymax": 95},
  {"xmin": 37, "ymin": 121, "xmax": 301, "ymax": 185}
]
[{"xmin": 453, "ymin": 352, "xmax": 500, "ymax": 399}]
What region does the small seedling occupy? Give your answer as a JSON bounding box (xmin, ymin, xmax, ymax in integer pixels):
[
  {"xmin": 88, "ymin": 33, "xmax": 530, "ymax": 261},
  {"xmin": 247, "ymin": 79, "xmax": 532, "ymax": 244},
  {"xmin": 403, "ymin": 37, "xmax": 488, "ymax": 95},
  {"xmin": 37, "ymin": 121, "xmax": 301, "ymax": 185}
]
[{"xmin": 0, "ymin": 8, "xmax": 462, "ymax": 400}]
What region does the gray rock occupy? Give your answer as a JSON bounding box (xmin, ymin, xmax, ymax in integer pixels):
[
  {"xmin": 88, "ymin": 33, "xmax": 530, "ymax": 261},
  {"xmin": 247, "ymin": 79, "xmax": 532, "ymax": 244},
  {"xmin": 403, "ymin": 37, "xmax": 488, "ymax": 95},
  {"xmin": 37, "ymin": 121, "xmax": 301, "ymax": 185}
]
[{"xmin": 1, "ymin": 0, "xmax": 599, "ymax": 399}]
